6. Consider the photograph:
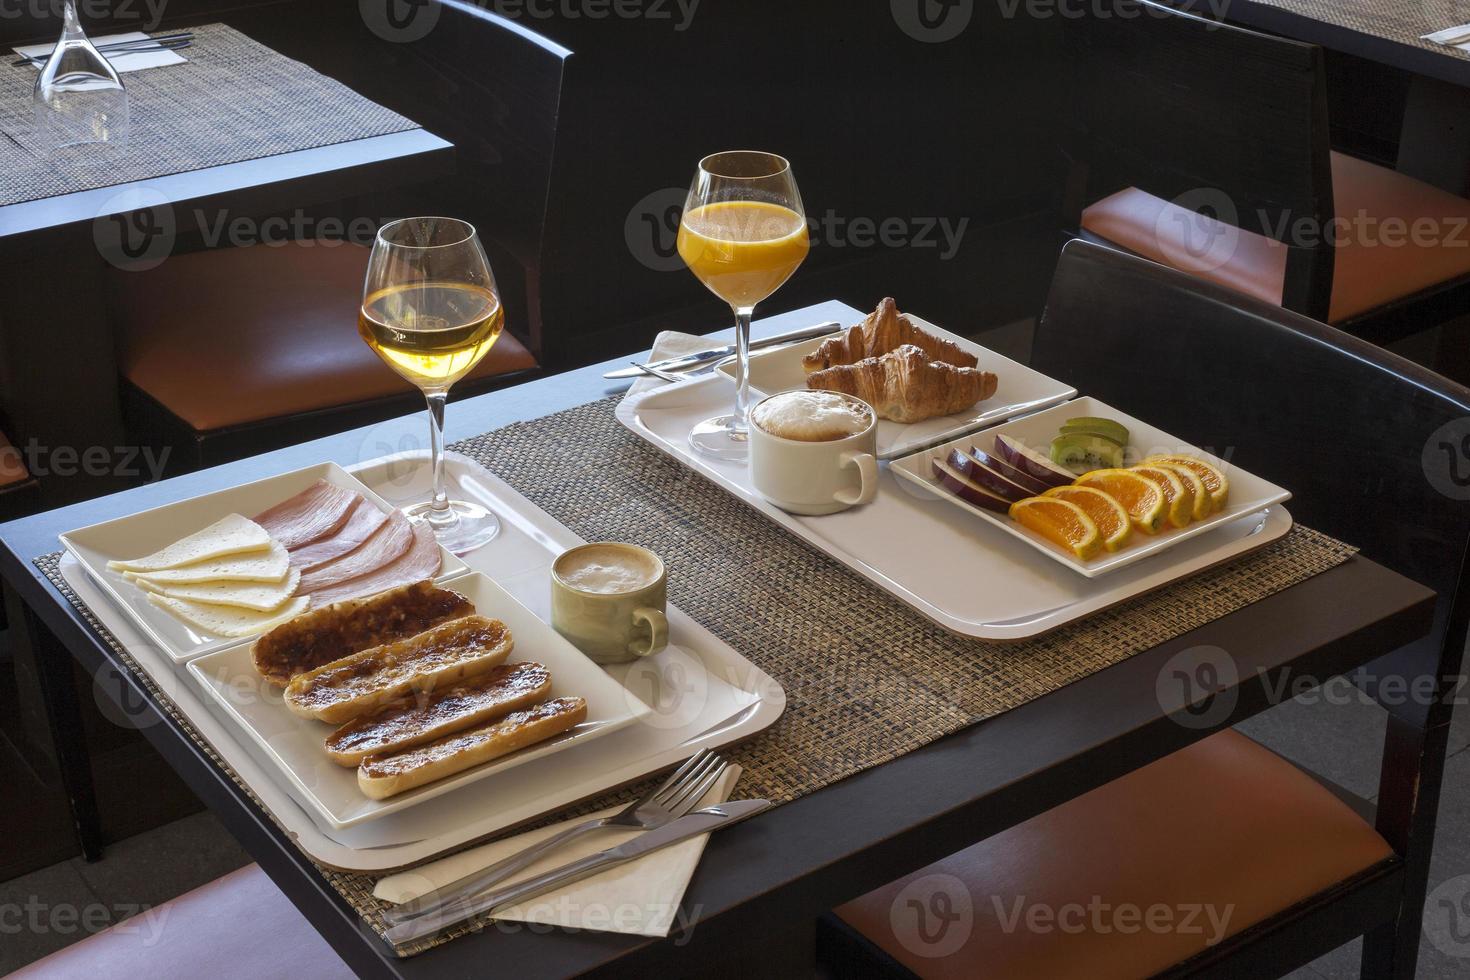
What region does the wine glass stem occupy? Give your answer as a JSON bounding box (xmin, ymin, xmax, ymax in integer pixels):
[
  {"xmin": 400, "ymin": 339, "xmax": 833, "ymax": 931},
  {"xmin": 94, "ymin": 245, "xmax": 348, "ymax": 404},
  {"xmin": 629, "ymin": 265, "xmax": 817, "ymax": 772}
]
[
  {"xmin": 62, "ymin": 0, "xmax": 82, "ymax": 37},
  {"xmin": 732, "ymin": 306, "xmax": 754, "ymax": 434},
  {"xmin": 423, "ymin": 389, "xmax": 454, "ymax": 525}
]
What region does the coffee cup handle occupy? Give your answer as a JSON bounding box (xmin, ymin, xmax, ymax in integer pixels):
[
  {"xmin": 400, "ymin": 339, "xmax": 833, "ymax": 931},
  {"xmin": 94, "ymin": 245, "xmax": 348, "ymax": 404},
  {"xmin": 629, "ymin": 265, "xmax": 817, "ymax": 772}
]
[
  {"xmin": 628, "ymin": 607, "xmax": 668, "ymax": 658},
  {"xmin": 834, "ymin": 452, "xmax": 878, "ymax": 507}
]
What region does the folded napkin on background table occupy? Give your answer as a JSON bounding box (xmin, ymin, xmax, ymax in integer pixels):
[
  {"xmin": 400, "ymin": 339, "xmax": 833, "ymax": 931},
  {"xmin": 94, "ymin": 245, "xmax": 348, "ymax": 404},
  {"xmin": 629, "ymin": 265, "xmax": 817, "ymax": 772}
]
[
  {"xmin": 375, "ymin": 764, "xmax": 741, "ymax": 938},
  {"xmin": 1422, "ymin": 23, "xmax": 1470, "ymax": 51},
  {"xmin": 626, "ymin": 330, "xmax": 715, "ymax": 396},
  {"xmin": 15, "ymin": 31, "xmax": 187, "ymax": 73}
]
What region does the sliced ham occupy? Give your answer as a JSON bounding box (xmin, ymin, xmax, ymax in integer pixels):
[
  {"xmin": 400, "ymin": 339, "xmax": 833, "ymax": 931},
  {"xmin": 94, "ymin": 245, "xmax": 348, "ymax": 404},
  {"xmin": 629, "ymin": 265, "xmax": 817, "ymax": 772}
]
[
  {"xmin": 288, "ymin": 497, "xmax": 390, "ymax": 573},
  {"xmin": 306, "ymin": 520, "xmax": 442, "ymax": 607},
  {"xmin": 298, "ymin": 510, "xmax": 414, "ymax": 594},
  {"xmin": 253, "ymin": 480, "xmax": 360, "ymax": 550}
]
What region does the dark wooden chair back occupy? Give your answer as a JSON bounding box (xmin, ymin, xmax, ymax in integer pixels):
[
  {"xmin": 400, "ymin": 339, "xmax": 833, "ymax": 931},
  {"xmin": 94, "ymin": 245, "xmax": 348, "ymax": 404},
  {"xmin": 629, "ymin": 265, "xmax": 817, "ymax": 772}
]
[{"xmin": 1060, "ymin": 0, "xmax": 1336, "ymax": 318}]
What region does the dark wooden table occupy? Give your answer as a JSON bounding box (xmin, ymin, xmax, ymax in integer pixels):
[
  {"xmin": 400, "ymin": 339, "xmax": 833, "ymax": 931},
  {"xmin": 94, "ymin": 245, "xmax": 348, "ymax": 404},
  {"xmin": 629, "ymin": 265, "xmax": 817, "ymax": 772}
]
[
  {"xmin": 0, "ymin": 120, "xmax": 451, "ymax": 505},
  {"xmin": 1182, "ymin": 0, "xmax": 1470, "ymax": 193},
  {"xmin": 0, "ymin": 301, "xmax": 1437, "ymax": 977}
]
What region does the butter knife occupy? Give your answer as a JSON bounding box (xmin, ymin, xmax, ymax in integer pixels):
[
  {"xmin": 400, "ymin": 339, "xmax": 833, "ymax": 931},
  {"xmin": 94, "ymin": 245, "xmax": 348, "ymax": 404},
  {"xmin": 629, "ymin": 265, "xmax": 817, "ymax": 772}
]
[
  {"xmin": 604, "ymin": 321, "xmax": 841, "ymax": 379},
  {"xmin": 383, "ymin": 798, "xmax": 771, "ymax": 945}
]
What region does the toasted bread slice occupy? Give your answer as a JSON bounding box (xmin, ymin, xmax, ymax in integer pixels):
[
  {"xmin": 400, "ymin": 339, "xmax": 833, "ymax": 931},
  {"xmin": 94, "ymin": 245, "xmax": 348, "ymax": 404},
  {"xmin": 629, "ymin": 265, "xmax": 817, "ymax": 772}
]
[
  {"xmin": 358, "ymin": 697, "xmax": 587, "ymax": 799},
  {"xmin": 323, "ymin": 661, "xmax": 552, "ymax": 766},
  {"xmin": 252, "ymin": 580, "xmax": 473, "ymax": 687},
  {"xmin": 283, "ymin": 615, "xmax": 512, "ymax": 724}
]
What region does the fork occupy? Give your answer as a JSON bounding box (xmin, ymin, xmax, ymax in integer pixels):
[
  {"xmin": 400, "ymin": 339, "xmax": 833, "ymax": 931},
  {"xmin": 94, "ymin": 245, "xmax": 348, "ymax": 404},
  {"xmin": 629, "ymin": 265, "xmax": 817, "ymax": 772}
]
[{"xmin": 381, "ymin": 749, "xmax": 729, "ymax": 924}]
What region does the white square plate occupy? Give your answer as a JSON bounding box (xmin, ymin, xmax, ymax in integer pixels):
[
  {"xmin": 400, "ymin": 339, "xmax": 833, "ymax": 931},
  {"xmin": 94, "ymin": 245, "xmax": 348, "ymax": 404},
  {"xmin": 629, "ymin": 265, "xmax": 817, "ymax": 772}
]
[
  {"xmin": 187, "ymin": 570, "xmax": 653, "ymax": 829},
  {"xmin": 718, "ymin": 314, "xmax": 1076, "ymax": 458},
  {"xmin": 59, "ymin": 462, "xmax": 467, "ymax": 662},
  {"xmin": 889, "ymin": 396, "xmax": 1292, "ymax": 578}
]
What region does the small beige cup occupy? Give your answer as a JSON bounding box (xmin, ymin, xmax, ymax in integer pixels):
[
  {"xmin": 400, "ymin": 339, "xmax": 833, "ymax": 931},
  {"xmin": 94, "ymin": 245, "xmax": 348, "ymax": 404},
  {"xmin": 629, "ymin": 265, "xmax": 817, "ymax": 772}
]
[{"xmin": 551, "ymin": 542, "xmax": 669, "ymax": 665}]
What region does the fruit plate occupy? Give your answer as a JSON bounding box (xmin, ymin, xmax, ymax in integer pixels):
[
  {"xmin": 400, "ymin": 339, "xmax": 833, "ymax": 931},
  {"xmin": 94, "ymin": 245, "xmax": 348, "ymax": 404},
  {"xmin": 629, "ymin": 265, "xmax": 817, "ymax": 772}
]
[
  {"xmin": 59, "ymin": 462, "xmax": 468, "ymax": 663},
  {"xmin": 716, "ymin": 314, "xmax": 1076, "ymax": 459},
  {"xmin": 186, "ymin": 570, "xmax": 653, "ymax": 829},
  {"xmin": 889, "ymin": 396, "xmax": 1293, "ymax": 578}
]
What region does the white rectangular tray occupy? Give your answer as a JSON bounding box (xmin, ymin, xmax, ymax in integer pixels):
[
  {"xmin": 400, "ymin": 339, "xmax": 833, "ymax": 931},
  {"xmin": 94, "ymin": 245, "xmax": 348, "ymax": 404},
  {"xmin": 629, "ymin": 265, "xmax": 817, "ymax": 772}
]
[
  {"xmin": 58, "ymin": 452, "xmax": 785, "ymax": 872},
  {"xmin": 716, "ymin": 314, "xmax": 1076, "ymax": 458},
  {"xmin": 890, "ymin": 396, "xmax": 1292, "ymax": 578},
  {"xmin": 617, "ymin": 379, "xmax": 1293, "ymax": 640}
]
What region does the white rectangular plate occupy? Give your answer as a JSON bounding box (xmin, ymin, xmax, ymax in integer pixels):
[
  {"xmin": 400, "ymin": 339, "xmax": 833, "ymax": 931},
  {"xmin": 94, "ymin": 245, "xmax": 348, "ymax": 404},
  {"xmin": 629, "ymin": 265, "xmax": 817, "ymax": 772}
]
[
  {"xmin": 186, "ymin": 571, "xmax": 652, "ymax": 829},
  {"xmin": 59, "ymin": 462, "xmax": 467, "ymax": 663},
  {"xmin": 717, "ymin": 314, "xmax": 1076, "ymax": 458},
  {"xmin": 618, "ymin": 379, "xmax": 1293, "ymax": 640},
  {"xmin": 890, "ymin": 396, "xmax": 1293, "ymax": 578}
]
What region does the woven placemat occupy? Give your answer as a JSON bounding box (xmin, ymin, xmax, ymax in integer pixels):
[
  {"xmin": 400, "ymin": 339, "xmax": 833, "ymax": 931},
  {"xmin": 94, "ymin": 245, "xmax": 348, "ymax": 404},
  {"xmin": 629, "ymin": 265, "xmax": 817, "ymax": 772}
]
[
  {"xmin": 1248, "ymin": 0, "xmax": 1470, "ymax": 60},
  {"xmin": 0, "ymin": 23, "xmax": 417, "ymax": 207},
  {"xmin": 36, "ymin": 395, "xmax": 1355, "ymax": 956}
]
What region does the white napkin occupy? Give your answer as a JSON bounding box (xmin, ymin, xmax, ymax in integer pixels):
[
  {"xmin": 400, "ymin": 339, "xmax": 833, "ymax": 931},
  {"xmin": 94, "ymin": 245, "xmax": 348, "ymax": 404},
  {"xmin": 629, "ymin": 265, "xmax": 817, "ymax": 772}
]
[
  {"xmin": 1422, "ymin": 23, "xmax": 1470, "ymax": 50},
  {"xmin": 374, "ymin": 764, "xmax": 741, "ymax": 938},
  {"xmin": 626, "ymin": 330, "xmax": 711, "ymax": 396},
  {"xmin": 15, "ymin": 31, "xmax": 187, "ymax": 73}
]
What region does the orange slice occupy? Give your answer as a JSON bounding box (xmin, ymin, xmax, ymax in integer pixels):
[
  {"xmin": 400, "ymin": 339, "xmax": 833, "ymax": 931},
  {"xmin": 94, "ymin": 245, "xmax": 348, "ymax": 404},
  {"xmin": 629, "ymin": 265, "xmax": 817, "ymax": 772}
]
[
  {"xmin": 1145, "ymin": 455, "xmax": 1229, "ymax": 513},
  {"xmin": 1009, "ymin": 497, "xmax": 1102, "ymax": 560},
  {"xmin": 1043, "ymin": 485, "xmax": 1132, "ymax": 552},
  {"xmin": 1150, "ymin": 461, "xmax": 1209, "ymax": 521},
  {"xmin": 1073, "ymin": 469, "xmax": 1167, "ymax": 534},
  {"xmin": 1132, "ymin": 465, "xmax": 1193, "ymax": 529}
]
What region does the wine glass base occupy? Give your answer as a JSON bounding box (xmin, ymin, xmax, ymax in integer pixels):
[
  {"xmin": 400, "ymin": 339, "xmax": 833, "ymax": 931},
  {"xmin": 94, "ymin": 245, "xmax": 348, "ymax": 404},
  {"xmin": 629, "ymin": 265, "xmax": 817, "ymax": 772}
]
[
  {"xmin": 404, "ymin": 499, "xmax": 501, "ymax": 555},
  {"xmin": 688, "ymin": 415, "xmax": 750, "ymax": 460}
]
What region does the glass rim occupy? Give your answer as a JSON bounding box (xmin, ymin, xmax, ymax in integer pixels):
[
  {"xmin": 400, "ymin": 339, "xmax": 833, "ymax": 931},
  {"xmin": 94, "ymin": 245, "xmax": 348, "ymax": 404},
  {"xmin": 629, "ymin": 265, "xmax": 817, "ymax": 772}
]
[
  {"xmin": 375, "ymin": 216, "xmax": 478, "ymax": 251},
  {"xmin": 697, "ymin": 150, "xmax": 792, "ymax": 181}
]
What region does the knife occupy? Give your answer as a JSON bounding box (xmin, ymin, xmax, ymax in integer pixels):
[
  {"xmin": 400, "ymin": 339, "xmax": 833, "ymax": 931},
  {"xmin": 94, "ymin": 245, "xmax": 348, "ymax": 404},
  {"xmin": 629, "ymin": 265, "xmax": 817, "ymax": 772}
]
[
  {"xmin": 604, "ymin": 321, "xmax": 842, "ymax": 379},
  {"xmin": 383, "ymin": 798, "xmax": 772, "ymax": 945}
]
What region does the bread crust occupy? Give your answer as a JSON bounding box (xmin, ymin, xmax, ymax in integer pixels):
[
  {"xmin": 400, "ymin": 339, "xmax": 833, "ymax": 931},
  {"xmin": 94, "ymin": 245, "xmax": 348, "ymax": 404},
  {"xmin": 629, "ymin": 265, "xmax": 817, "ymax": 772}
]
[
  {"xmin": 324, "ymin": 661, "xmax": 552, "ymax": 766},
  {"xmin": 802, "ymin": 298, "xmax": 978, "ymax": 373},
  {"xmin": 357, "ymin": 697, "xmax": 587, "ymax": 799},
  {"xmin": 283, "ymin": 615, "xmax": 513, "ymax": 724}
]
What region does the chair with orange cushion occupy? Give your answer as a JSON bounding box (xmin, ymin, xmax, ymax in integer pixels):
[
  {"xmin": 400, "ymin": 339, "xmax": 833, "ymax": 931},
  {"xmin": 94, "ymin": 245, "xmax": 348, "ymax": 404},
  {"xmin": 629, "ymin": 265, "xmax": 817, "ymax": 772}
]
[
  {"xmin": 1060, "ymin": 0, "xmax": 1470, "ymax": 347},
  {"xmin": 818, "ymin": 241, "xmax": 1470, "ymax": 978},
  {"xmin": 8, "ymin": 864, "xmax": 355, "ymax": 979},
  {"xmin": 108, "ymin": 240, "xmax": 539, "ymax": 471}
]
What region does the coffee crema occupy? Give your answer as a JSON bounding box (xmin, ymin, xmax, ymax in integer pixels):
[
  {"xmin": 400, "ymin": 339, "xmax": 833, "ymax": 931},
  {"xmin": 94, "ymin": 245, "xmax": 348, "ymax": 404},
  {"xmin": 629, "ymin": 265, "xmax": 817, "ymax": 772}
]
[
  {"xmin": 752, "ymin": 390, "xmax": 873, "ymax": 442},
  {"xmin": 554, "ymin": 544, "xmax": 661, "ymax": 595}
]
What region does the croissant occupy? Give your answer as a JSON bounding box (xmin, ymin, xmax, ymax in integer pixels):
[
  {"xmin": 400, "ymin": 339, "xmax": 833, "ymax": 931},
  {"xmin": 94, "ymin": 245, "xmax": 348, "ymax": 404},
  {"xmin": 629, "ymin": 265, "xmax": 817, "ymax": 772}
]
[
  {"xmin": 803, "ymin": 298, "xmax": 978, "ymax": 373},
  {"xmin": 806, "ymin": 345, "xmax": 998, "ymax": 423}
]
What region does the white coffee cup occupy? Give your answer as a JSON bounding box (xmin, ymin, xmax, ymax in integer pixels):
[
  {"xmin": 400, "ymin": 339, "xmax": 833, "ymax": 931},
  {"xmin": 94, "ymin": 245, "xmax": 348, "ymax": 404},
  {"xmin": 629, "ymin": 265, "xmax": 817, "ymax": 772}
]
[{"xmin": 748, "ymin": 390, "xmax": 879, "ymax": 515}]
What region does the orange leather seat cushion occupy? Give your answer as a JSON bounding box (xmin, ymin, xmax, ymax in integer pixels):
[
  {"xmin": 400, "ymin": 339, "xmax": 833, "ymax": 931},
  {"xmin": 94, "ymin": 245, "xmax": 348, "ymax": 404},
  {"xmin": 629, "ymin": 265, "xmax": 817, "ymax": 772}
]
[
  {"xmin": 0, "ymin": 429, "xmax": 30, "ymax": 487},
  {"xmin": 1081, "ymin": 151, "xmax": 1470, "ymax": 323},
  {"xmin": 10, "ymin": 864, "xmax": 353, "ymax": 979},
  {"xmin": 832, "ymin": 730, "xmax": 1392, "ymax": 980},
  {"xmin": 113, "ymin": 242, "xmax": 537, "ymax": 433}
]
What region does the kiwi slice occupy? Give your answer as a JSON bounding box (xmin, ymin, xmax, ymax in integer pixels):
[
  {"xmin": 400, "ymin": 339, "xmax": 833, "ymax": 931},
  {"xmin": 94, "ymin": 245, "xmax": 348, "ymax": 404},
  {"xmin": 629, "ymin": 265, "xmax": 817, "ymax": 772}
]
[
  {"xmin": 1050, "ymin": 432, "xmax": 1125, "ymax": 474},
  {"xmin": 1059, "ymin": 416, "xmax": 1129, "ymax": 446}
]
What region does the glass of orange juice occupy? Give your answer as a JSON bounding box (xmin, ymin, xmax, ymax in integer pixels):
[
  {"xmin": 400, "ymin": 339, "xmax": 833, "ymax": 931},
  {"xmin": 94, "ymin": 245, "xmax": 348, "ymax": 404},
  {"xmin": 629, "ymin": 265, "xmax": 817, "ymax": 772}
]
[{"xmin": 677, "ymin": 151, "xmax": 809, "ymax": 460}]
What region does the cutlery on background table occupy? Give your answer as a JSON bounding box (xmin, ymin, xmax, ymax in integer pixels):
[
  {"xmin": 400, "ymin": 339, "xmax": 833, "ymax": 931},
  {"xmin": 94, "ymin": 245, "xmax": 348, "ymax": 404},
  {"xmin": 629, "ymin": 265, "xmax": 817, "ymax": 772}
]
[
  {"xmin": 604, "ymin": 320, "xmax": 842, "ymax": 379},
  {"xmin": 383, "ymin": 796, "xmax": 771, "ymax": 945},
  {"xmin": 12, "ymin": 32, "xmax": 192, "ymax": 66},
  {"xmin": 384, "ymin": 749, "xmax": 730, "ymax": 925}
]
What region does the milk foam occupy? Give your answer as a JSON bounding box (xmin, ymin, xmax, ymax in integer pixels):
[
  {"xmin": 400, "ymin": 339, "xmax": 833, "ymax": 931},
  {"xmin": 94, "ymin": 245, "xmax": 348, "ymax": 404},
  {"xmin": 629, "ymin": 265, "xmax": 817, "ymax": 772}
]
[
  {"xmin": 754, "ymin": 391, "xmax": 872, "ymax": 442},
  {"xmin": 556, "ymin": 545, "xmax": 660, "ymax": 594}
]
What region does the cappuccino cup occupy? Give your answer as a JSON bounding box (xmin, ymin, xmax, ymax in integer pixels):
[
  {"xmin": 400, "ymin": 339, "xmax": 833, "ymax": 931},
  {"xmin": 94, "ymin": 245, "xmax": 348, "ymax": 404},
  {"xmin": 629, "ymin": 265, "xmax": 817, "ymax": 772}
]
[
  {"xmin": 749, "ymin": 390, "xmax": 879, "ymax": 515},
  {"xmin": 551, "ymin": 542, "xmax": 668, "ymax": 665}
]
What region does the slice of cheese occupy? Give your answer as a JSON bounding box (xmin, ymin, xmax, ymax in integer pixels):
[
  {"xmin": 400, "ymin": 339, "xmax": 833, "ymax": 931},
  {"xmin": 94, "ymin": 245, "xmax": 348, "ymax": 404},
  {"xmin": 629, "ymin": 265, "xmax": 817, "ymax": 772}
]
[
  {"xmin": 124, "ymin": 540, "xmax": 290, "ymax": 585},
  {"xmin": 147, "ymin": 593, "xmax": 309, "ymax": 638},
  {"xmin": 107, "ymin": 514, "xmax": 271, "ymax": 573},
  {"xmin": 134, "ymin": 568, "xmax": 301, "ymax": 612}
]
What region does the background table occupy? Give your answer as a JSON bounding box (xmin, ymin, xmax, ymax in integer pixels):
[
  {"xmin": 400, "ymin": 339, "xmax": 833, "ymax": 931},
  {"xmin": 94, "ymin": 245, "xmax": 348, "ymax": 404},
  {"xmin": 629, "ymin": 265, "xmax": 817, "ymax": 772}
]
[{"xmin": 0, "ymin": 301, "xmax": 1437, "ymax": 977}]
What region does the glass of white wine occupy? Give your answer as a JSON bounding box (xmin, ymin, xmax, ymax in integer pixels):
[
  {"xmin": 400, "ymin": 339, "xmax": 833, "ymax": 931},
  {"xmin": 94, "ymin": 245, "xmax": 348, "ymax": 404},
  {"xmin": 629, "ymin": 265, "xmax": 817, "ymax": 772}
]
[{"xmin": 360, "ymin": 217, "xmax": 504, "ymax": 554}]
